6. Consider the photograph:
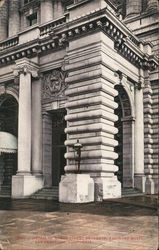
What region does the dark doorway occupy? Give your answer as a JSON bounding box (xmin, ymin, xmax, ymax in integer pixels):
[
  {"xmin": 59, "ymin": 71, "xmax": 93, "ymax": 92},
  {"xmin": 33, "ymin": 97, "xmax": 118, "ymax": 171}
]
[
  {"xmin": 114, "ymin": 93, "xmax": 123, "ymax": 185},
  {"xmin": 114, "ymin": 85, "xmax": 132, "ymax": 188},
  {"xmin": 51, "ymin": 109, "xmax": 66, "ymax": 186},
  {"xmin": 0, "ymin": 95, "xmax": 18, "ymax": 194}
]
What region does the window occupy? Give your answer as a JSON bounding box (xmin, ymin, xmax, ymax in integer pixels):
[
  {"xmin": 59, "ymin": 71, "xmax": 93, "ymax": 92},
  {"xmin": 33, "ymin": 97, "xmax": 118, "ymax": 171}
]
[{"xmin": 27, "ymin": 12, "xmax": 37, "ymax": 26}]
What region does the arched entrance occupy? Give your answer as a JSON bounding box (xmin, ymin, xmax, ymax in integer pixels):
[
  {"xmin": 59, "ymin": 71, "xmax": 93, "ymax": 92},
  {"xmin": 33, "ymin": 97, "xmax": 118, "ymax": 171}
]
[
  {"xmin": 0, "ymin": 94, "xmax": 18, "ymax": 196},
  {"xmin": 114, "ymin": 85, "xmax": 134, "ymax": 188}
]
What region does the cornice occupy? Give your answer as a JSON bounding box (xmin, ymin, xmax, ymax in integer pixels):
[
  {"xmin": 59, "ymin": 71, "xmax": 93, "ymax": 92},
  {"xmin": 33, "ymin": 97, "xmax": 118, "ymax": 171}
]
[{"xmin": 0, "ymin": 7, "xmax": 158, "ymax": 72}]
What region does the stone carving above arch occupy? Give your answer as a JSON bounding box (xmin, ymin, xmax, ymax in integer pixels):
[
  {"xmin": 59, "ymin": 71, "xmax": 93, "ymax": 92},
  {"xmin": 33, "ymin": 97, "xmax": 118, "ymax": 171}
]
[{"xmin": 42, "ymin": 69, "xmax": 67, "ymax": 100}]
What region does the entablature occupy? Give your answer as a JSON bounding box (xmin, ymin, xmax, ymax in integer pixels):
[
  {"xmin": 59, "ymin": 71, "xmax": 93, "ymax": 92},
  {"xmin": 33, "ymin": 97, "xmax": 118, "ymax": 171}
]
[{"xmin": 0, "ymin": 6, "xmax": 158, "ymax": 73}]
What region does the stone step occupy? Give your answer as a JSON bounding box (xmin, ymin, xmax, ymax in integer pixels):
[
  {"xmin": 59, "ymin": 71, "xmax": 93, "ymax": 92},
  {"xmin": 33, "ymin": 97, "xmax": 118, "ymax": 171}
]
[
  {"xmin": 0, "ymin": 187, "xmax": 11, "ymax": 197},
  {"xmin": 30, "ymin": 186, "xmax": 59, "ymax": 200},
  {"xmin": 122, "ymin": 188, "xmax": 142, "ymax": 197},
  {"xmin": 0, "ymin": 194, "xmax": 11, "ymax": 198}
]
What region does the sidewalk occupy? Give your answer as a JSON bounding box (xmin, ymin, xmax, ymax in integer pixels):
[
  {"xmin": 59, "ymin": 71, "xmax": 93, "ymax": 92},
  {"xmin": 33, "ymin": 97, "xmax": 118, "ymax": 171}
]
[{"xmin": 0, "ymin": 195, "xmax": 158, "ymax": 250}]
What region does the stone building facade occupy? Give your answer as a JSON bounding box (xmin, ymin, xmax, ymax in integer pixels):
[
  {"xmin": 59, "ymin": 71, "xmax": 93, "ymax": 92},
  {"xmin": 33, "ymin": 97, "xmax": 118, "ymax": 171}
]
[{"xmin": 0, "ymin": 0, "xmax": 158, "ymax": 202}]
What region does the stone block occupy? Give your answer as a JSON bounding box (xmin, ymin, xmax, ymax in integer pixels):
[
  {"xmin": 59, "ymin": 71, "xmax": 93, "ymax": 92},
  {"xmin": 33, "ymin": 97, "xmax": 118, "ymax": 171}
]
[
  {"xmin": 12, "ymin": 175, "xmax": 44, "ymax": 198},
  {"xmin": 94, "ymin": 176, "xmax": 121, "ymax": 201},
  {"xmin": 134, "ymin": 175, "xmax": 146, "ymax": 192},
  {"xmin": 59, "ymin": 174, "xmax": 94, "ymax": 203}
]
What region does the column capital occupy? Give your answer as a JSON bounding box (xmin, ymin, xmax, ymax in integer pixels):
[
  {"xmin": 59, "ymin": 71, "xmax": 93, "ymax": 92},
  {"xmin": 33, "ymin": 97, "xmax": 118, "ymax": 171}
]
[
  {"xmin": 13, "ymin": 58, "xmax": 39, "ymax": 78},
  {"xmin": 135, "ymin": 77, "xmax": 144, "ymax": 90}
]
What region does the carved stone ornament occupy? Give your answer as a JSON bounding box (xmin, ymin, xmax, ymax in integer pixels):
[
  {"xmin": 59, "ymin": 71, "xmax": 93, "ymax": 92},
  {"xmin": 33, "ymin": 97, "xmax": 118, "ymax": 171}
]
[{"xmin": 42, "ymin": 69, "xmax": 67, "ymax": 99}]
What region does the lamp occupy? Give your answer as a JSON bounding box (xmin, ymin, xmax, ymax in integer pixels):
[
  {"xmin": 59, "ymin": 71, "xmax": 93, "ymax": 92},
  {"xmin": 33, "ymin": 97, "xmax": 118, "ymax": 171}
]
[{"xmin": 73, "ymin": 139, "xmax": 83, "ymax": 174}]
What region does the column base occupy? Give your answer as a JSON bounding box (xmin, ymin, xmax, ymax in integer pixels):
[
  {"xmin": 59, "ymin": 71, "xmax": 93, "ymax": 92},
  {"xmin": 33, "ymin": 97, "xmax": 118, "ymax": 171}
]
[
  {"xmin": 94, "ymin": 176, "xmax": 121, "ymax": 201},
  {"xmin": 12, "ymin": 175, "xmax": 44, "ymax": 198},
  {"xmin": 145, "ymin": 175, "xmax": 159, "ymax": 194},
  {"xmin": 59, "ymin": 174, "xmax": 94, "ymax": 203},
  {"xmin": 123, "ymin": 177, "xmax": 134, "ymax": 188},
  {"xmin": 145, "ymin": 175, "xmax": 155, "ymax": 194},
  {"xmin": 134, "ymin": 174, "xmax": 146, "ymax": 193}
]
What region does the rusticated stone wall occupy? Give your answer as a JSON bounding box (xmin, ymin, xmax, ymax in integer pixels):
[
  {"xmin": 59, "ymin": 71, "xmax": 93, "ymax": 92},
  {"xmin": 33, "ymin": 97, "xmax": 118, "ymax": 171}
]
[{"xmin": 64, "ymin": 32, "xmax": 121, "ymax": 201}]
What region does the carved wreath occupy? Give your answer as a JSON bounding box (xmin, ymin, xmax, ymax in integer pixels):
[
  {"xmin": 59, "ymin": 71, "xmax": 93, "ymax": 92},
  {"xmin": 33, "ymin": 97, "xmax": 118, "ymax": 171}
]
[{"xmin": 42, "ymin": 69, "xmax": 67, "ymax": 99}]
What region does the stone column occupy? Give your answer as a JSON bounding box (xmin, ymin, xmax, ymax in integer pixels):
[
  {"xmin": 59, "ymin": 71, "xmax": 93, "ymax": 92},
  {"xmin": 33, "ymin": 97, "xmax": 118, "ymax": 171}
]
[
  {"xmin": 18, "ymin": 70, "xmax": 32, "ymax": 174},
  {"xmin": 40, "ymin": 0, "xmax": 53, "ymax": 24},
  {"xmin": 32, "ymin": 78, "xmax": 42, "ymax": 175},
  {"xmin": 8, "ymin": 0, "xmax": 20, "ymax": 37},
  {"xmin": 53, "ymin": 1, "xmax": 64, "ymax": 20},
  {"xmin": 147, "ymin": 0, "xmax": 159, "ymax": 11},
  {"xmin": 126, "ymin": 0, "xmax": 142, "ymax": 17},
  {"xmin": 134, "ymin": 82, "xmax": 146, "ymax": 192},
  {"xmin": 0, "ymin": 0, "xmax": 8, "ymax": 40},
  {"xmin": 12, "ymin": 58, "xmax": 43, "ymax": 198}
]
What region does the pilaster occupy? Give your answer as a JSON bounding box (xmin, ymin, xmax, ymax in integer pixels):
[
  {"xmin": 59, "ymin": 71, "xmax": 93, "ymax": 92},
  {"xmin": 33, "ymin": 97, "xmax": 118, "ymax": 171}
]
[{"xmin": 134, "ymin": 77, "xmax": 146, "ymax": 192}]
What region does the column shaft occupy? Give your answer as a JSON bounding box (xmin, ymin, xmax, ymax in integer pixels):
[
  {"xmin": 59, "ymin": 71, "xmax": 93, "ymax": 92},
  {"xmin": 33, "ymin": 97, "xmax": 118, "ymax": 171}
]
[
  {"xmin": 8, "ymin": 0, "xmax": 20, "ymax": 37},
  {"xmin": 0, "ymin": 0, "xmax": 8, "ymax": 40},
  {"xmin": 134, "ymin": 86, "xmax": 145, "ymax": 191},
  {"xmin": 18, "ymin": 73, "xmax": 31, "ymax": 174},
  {"xmin": 32, "ymin": 79, "xmax": 42, "ymax": 175},
  {"xmin": 134, "ymin": 87, "xmax": 144, "ymax": 174},
  {"xmin": 53, "ymin": 1, "xmax": 64, "ymax": 20},
  {"xmin": 40, "ymin": 0, "xmax": 53, "ymax": 24}
]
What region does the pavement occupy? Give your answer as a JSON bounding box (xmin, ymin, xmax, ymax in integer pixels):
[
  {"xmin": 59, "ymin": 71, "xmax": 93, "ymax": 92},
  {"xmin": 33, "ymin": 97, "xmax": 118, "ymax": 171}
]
[{"xmin": 0, "ymin": 195, "xmax": 158, "ymax": 250}]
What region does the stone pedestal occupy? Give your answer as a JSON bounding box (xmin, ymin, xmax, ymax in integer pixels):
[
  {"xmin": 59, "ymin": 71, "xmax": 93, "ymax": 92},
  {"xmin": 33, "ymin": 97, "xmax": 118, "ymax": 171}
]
[
  {"xmin": 12, "ymin": 175, "xmax": 43, "ymax": 198},
  {"xmin": 134, "ymin": 174, "xmax": 146, "ymax": 192},
  {"xmin": 59, "ymin": 174, "xmax": 94, "ymax": 203},
  {"xmin": 94, "ymin": 176, "xmax": 121, "ymax": 201}
]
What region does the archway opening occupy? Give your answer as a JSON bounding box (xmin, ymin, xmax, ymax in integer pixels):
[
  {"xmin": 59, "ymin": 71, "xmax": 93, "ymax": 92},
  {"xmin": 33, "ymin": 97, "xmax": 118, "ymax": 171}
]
[
  {"xmin": 0, "ymin": 94, "xmax": 18, "ymax": 196},
  {"xmin": 114, "ymin": 85, "xmax": 134, "ymax": 188},
  {"xmin": 51, "ymin": 108, "xmax": 66, "ymax": 187}
]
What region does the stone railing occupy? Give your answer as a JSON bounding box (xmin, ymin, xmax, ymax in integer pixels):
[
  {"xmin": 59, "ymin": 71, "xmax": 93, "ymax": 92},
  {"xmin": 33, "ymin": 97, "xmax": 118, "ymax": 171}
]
[
  {"xmin": 40, "ymin": 16, "xmax": 66, "ymax": 37},
  {"xmin": 0, "ymin": 36, "xmax": 19, "ymax": 52}
]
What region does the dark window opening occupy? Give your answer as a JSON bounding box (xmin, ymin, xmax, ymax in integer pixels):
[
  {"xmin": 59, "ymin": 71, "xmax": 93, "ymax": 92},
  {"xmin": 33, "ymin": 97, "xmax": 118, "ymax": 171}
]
[{"xmin": 27, "ymin": 12, "xmax": 37, "ymax": 26}]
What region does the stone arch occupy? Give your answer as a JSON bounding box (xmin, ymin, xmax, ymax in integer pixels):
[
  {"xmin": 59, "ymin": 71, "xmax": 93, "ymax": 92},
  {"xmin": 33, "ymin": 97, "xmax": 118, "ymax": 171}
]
[
  {"xmin": 114, "ymin": 84, "xmax": 134, "ymax": 188},
  {"xmin": 0, "ymin": 86, "xmax": 19, "ymax": 105}
]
